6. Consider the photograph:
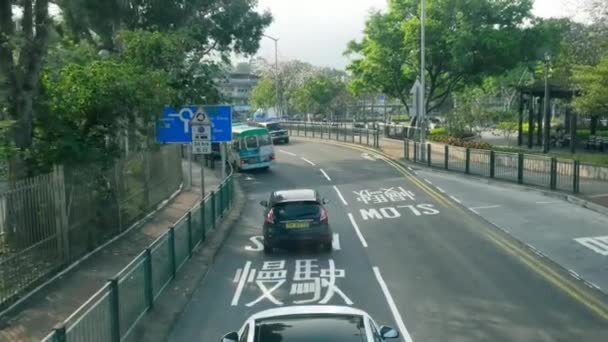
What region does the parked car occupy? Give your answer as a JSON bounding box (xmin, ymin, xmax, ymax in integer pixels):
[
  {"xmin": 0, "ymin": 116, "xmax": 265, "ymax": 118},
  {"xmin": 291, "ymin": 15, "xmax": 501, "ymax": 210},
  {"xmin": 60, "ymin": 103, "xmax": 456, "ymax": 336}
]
[
  {"xmin": 260, "ymin": 189, "xmax": 332, "ymax": 254},
  {"xmin": 221, "ymin": 305, "xmax": 400, "ymax": 342}
]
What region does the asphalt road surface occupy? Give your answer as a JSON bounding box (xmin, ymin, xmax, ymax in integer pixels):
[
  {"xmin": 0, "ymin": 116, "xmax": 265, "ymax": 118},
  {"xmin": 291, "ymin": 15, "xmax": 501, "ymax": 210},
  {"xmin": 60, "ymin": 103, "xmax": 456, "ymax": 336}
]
[{"xmin": 168, "ymin": 140, "xmax": 608, "ymax": 342}]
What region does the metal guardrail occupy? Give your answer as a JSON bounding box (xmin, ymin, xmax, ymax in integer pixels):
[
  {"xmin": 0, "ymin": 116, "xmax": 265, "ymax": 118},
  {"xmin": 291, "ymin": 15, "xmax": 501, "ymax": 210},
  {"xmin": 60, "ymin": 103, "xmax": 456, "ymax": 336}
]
[
  {"xmin": 403, "ymin": 139, "xmax": 581, "ymax": 193},
  {"xmin": 41, "ymin": 163, "xmax": 235, "ymax": 342},
  {"xmin": 283, "ymin": 121, "xmax": 585, "ymax": 194},
  {"xmin": 282, "ymin": 122, "xmax": 381, "ymax": 148}
]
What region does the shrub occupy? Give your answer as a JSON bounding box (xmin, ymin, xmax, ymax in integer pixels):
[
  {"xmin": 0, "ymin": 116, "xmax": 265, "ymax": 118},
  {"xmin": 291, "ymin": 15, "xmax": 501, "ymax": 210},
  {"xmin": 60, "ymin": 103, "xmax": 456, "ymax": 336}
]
[{"xmin": 429, "ymin": 135, "xmax": 492, "ymax": 150}]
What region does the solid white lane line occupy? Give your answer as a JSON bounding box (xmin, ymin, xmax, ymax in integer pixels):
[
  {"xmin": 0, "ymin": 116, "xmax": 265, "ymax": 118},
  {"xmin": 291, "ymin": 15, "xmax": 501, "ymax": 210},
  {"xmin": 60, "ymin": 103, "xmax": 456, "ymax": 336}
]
[
  {"xmin": 450, "ymin": 196, "xmax": 462, "ymax": 204},
  {"xmin": 469, "ymin": 205, "xmax": 501, "ymax": 211},
  {"xmin": 535, "ymin": 201, "xmax": 558, "ymax": 204},
  {"xmin": 424, "ymin": 179, "xmax": 433, "ymax": 185},
  {"xmin": 333, "ymin": 233, "xmax": 341, "ymax": 250},
  {"xmin": 333, "ymin": 186, "xmax": 348, "ymax": 206},
  {"xmin": 279, "ymin": 149, "xmax": 296, "ymax": 156},
  {"xmin": 320, "ymin": 169, "xmax": 332, "ymax": 181},
  {"xmin": 435, "ymin": 186, "xmax": 446, "ymax": 194},
  {"xmin": 301, "ymin": 157, "xmax": 316, "ymax": 166},
  {"xmin": 373, "ymin": 267, "xmax": 414, "ymax": 342},
  {"xmin": 231, "ymin": 261, "xmax": 251, "ymax": 306},
  {"xmin": 347, "ymin": 213, "xmax": 368, "ymax": 248}
]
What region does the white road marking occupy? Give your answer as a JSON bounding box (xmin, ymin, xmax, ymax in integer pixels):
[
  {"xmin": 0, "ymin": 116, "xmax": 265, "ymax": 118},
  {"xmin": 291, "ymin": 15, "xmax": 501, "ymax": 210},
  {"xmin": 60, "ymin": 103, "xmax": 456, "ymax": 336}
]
[
  {"xmin": 333, "ymin": 186, "xmax": 348, "ymax": 206},
  {"xmin": 435, "ymin": 186, "xmax": 446, "ymax": 193},
  {"xmin": 320, "ymin": 169, "xmax": 332, "ymax": 181},
  {"xmin": 333, "ymin": 233, "xmax": 341, "ymax": 250},
  {"xmin": 373, "ymin": 267, "xmax": 414, "ymax": 342},
  {"xmin": 568, "ymin": 269, "xmax": 582, "ymax": 280},
  {"xmin": 575, "ymin": 236, "xmax": 608, "ymax": 256},
  {"xmin": 347, "ymin": 213, "xmax": 368, "ymax": 248},
  {"xmin": 424, "ymin": 179, "xmax": 433, "ymax": 185},
  {"xmin": 588, "ymin": 193, "xmax": 608, "ymax": 198},
  {"xmin": 233, "ymin": 268, "xmax": 242, "ymax": 283},
  {"xmin": 535, "ymin": 200, "xmax": 558, "ymax": 204},
  {"xmin": 362, "ymin": 153, "xmax": 376, "ymax": 161},
  {"xmin": 407, "ymin": 166, "xmax": 413, "ymax": 171},
  {"xmin": 279, "ymin": 149, "xmax": 296, "ymax": 156},
  {"xmin": 449, "ymin": 196, "xmax": 462, "ymax": 204},
  {"xmin": 301, "ymin": 157, "xmax": 316, "ymax": 166},
  {"xmin": 469, "ymin": 205, "xmax": 501, "ymax": 214},
  {"xmin": 231, "ymin": 261, "xmax": 251, "ymax": 306}
]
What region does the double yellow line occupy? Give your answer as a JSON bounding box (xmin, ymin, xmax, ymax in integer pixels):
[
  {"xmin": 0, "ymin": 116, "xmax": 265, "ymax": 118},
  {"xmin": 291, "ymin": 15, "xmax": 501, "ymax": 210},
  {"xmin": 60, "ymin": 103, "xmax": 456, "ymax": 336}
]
[{"xmin": 309, "ymin": 137, "xmax": 608, "ymax": 321}]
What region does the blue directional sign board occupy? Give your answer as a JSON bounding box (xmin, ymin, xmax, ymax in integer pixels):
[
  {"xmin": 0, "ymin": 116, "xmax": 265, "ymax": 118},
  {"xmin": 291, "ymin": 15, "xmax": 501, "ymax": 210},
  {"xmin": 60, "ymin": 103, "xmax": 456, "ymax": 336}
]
[{"xmin": 156, "ymin": 105, "xmax": 232, "ymax": 144}]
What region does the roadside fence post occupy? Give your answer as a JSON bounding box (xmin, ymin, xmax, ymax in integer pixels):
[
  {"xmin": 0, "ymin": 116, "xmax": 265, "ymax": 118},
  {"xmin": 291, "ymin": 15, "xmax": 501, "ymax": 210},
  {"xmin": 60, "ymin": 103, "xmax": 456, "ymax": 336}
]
[
  {"xmin": 109, "ymin": 278, "xmax": 121, "ymax": 342},
  {"xmin": 187, "ymin": 211, "xmax": 193, "ymax": 258},
  {"xmin": 200, "ymin": 199, "xmax": 206, "ymax": 242},
  {"xmin": 144, "ymin": 248, "xmax": 154, "ymax": 310},
  {"xmin": 404, "ymin": 139, "xmax": 409, "ymax": 160},
  {"xmin": 169, "ymin": 227, "xmax": 176, "ymax": 279},
  {"xmin": 550, "ymin": 157, "xmax": 557, "ymax": 190},
  {"xmin": 444, "ymin": 145, "xmax": 449, "ymax": 169},
  {"xmin": 211, "ymin": 191, "xmax": 216, "ymax": 229},
  {"xmin": 490, "ymin": 150, "xmax": 496, "ymax": 178},
  {"xmin": 413, "ymin": 142, "xmax": 418, "ymax": 162},
  {"xmin": 304, "ymin": 122, "xmax": 307, "ymax": 136},
  {"xmin": 427, "ymin": 143, "xmax": 432, "ymax": 166},
  {"xmin": 573, "ymin": 160, "xmax": 580, "ymax": 193},
  {"xmin": 465, "ymin": 148, "xmax": 471, "ymax": 174},
  {"xmin": 52, "ymin": 325, "xmax": 67, "ymax": 342},
  {"xmin": 518, "ymin": 153, "xmax": 524, "ymax": 184}
]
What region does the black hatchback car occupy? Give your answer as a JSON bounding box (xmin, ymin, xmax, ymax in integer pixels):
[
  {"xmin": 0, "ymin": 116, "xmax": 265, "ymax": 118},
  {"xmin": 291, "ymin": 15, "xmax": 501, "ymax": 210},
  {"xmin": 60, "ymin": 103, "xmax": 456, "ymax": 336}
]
[{"xmin": 260, "ymin": 189, "xmax": 332, "ymax": 254}]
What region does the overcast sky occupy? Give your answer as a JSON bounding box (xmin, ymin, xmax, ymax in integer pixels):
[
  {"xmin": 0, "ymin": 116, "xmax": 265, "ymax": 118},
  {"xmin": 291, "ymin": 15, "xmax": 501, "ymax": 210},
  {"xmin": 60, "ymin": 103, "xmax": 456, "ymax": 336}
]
[{"xmin": 251, "ymin": 0, "xmax": 585, "ymax": 70}]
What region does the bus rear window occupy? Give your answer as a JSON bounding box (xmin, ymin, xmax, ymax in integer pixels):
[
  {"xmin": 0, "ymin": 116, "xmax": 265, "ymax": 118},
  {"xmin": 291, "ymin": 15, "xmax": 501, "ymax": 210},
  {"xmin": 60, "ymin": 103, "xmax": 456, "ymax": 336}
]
[{"xmin": 245, "ymin": 136, "xmax": 259, "ymax": 149}]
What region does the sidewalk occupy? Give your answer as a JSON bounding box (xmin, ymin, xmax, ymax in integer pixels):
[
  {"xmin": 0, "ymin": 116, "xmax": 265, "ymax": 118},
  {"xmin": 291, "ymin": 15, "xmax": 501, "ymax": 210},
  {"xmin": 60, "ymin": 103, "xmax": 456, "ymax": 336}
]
[{"xmin": 0, "ymin": 159, "xmax": 221, "ymax": 341}]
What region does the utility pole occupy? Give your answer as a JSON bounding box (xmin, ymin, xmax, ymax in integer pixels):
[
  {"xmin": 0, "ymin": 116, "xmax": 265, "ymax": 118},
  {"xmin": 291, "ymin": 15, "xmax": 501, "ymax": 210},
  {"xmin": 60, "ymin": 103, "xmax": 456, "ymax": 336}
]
[
  {"xmin": 420, "ymin": 0, "xmax": 427, "ymax": 144},
  {"xmin": 263, "ymin": 34, "xmax": 280, "ymax": 118}
]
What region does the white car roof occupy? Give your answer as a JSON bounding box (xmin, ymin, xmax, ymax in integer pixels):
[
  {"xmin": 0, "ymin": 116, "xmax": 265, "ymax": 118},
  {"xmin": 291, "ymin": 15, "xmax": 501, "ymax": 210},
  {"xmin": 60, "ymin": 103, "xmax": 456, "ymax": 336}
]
[{"xmin": 249, "ymin": 305, "xmax": 369, "ymax": 321}]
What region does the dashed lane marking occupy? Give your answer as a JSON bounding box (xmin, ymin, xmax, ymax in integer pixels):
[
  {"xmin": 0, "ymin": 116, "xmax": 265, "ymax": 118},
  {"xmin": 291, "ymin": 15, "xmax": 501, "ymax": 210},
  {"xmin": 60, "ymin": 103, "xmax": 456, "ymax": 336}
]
[
  {"xmin": 301, "ymin": 157, "xmax": 316, "ymax": 166},
  {"xmin": 347, "ymin": 213, "xmax": 368, "ymax": 248},
  {"xmin": 373, "ymin": 267, "xmax": 414, "ymax": 342},
  {"xmin": 333, "ymin": 186, "xmax": 348, "ymax": 206},
  {"xmin": 279, "ymin": 149, "xmax": 297, "ymax": 156},
  {"xmin": 320, "ymin": 169, "xmax": 332, "ymax": 181}
]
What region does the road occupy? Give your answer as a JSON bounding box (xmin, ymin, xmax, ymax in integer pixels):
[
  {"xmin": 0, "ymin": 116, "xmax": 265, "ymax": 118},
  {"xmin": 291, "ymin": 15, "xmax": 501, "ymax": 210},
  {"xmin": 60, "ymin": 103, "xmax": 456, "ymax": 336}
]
[{"xmin": 168, "ymin": 139, "xmax": 608, "ymax": 342}]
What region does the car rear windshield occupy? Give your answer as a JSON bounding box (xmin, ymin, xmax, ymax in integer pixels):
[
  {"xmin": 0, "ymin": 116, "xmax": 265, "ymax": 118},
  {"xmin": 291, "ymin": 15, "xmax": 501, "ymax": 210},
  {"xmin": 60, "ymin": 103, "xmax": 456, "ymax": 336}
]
[
  {"xmin": 274, "ymin": 201, "xmax": 320, "ymax": 221},
  {"xmin": 266, "ymin": 123, "xmax": 283, "ymax": 131},
  {"xmin": 254, "ymin": 314, "xmax": 365, "ymax": 342}
]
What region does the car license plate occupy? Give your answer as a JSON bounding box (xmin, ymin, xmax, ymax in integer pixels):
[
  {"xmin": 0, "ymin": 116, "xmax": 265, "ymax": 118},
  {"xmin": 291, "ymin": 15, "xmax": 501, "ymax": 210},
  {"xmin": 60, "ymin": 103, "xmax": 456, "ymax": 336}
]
[
  {"xmin": 249, "ymin": 158, "xmax": 257, "ymax": 163},
  {"xmin": 286, "ymin": 222, "xmax": 309, "ymax": 229}
]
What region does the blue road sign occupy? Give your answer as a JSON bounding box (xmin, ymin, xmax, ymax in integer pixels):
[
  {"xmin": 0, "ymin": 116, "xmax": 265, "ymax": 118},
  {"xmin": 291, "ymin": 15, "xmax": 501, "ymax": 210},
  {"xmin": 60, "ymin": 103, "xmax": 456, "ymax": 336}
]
[{"xmin": 156, "ymin": 105, "xmax": 232, "ymax": 144}]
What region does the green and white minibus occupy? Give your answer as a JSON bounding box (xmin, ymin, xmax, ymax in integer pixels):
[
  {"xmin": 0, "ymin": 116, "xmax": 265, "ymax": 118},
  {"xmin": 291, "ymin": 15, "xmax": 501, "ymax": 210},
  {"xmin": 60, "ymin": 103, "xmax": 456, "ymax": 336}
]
[{"xmin": 229, "ymin": 124, "xmax": 275, "ymax": 171}]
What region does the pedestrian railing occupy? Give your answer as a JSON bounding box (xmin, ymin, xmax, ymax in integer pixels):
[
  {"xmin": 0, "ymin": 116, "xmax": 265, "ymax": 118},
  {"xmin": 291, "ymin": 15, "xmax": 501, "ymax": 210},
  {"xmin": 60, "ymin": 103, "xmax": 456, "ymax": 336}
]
[
  {"xmin": 40, "ymin": 164, "xmax": 235, "ymax": 342},
  {"xmin": 282, "ymin": 122, "xmax": 381, "ymax": 148},
  {"xmin": 403, "ymin": 139, "xmax": 581, "ymax": 193},
  {"xmin": 282, "ymin": 122, "xmax": 598, "ymax": 195}
]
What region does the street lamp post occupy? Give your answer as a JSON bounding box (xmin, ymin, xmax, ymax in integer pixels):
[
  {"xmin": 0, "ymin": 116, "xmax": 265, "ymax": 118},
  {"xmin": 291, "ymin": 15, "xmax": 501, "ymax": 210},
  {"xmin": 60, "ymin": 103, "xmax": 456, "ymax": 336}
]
[
  {"xmin": 543, "ymin": 53, "xmax": 551, "ymax": 153},
  {"xmin": 262, "ymin": 34, "xmax": 280, "ymax": 118},
  {"xmin": 420, "ymin": 0, "xmax": 426, "ymax": 144}
]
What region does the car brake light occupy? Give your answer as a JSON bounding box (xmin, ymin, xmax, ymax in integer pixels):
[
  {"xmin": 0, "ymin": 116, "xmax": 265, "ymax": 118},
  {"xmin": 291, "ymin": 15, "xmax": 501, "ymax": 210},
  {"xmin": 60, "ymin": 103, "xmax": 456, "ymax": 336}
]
[
  {"xmin": 241, "ymin": 159, "xmax": 246, "ymax": 165},
  {"xmin": 320, "ymin": 207, "xmax": 328, "ymax": 223},
  {"xmin": 270, "ymin": 154, "xmax": 275, "ymax": 160},
  {"xmin": 265, "ymin": 208, "xmax": 275, "ymax": 224}
]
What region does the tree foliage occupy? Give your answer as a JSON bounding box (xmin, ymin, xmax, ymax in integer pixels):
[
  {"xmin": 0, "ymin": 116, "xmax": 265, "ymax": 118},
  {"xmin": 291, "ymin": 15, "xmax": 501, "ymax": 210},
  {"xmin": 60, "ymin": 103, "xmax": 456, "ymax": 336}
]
[
  {"xmin": 346, "ymin": 0, "xmax": 536, "ymax": 114},
  {"xmin": 250, "ymin": 77, "xmax": 276, "ymax": 110},
  {"xmin": 572, "ymin": 56, "xmax": 608, "ymax": 115}
]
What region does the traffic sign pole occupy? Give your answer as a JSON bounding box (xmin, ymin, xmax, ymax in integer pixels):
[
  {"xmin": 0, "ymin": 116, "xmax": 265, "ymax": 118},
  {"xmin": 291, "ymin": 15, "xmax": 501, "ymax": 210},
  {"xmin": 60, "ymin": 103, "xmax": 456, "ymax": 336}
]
[
  {"xmin": 188, "ymin": 144, "xmax": 193, "ymax": 190},
  {"xmin": 200, "ymin": 155, "xmax": 205, "ymax": 198},
  {"xmin": 221, "ymin": 143, "xmax": 226, "ymax": 180}
]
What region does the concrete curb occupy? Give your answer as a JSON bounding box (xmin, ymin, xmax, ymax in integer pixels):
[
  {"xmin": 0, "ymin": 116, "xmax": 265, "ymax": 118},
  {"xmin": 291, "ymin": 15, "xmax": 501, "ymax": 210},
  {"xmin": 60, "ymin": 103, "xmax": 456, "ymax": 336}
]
[{"xmin": 130, "ymin": 176, "xmax": 247, "ymax": 342}]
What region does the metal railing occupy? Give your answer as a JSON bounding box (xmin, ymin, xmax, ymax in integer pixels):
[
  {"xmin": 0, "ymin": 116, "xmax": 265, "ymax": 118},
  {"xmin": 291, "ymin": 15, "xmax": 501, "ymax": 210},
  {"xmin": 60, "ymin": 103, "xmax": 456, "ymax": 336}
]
[
  {"xmin": 0, "ymin": 146, "xmax": 182, "ymax": 311},
  {"xmin": 404, "ymin": 139, "xmax": 581, "ymax": 193},
  {"xmin": 282, "ymin": 122, "xmax": 381, "ymax": 148},
  {"xmin": 41, "ymin": 164, "xmax": 235, "ymax": 342}
]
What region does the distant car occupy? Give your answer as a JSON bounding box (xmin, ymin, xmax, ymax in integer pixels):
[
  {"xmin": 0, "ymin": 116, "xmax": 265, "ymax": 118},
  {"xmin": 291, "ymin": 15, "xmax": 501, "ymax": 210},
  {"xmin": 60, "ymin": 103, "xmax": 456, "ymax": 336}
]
[
  {"xmin": 221, "ymin": 305, "xmax": 400, "ymax": 342},
  {"xmin": 260, "ymin": 189, "xmax": 332, "ymax": 254},
  {"xmin": 253, "ymin": 121, "xmax": 290, "ymax": 144}
]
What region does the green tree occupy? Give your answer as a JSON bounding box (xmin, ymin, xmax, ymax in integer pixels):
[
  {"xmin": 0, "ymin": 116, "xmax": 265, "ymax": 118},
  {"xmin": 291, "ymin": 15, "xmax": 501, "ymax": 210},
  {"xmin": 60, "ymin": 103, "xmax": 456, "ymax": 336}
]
[
  {"xmin": 250, "ymin": 77, "xmax": 276, "ymax": 110},
  {"xmin": 572, "ymin": 56, "xmax": 608, "ymax": 115},
  {"xmin": 346, "ymin": 0, "xmax": 536, "ymax": 115}
]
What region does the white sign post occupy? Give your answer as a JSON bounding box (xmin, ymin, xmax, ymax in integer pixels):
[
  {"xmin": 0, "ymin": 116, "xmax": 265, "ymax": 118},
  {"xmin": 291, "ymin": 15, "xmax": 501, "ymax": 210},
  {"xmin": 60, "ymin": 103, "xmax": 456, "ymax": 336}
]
[{"xmin": 191, "ymin": 107, "xmax": 212, "ymax": 197}]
